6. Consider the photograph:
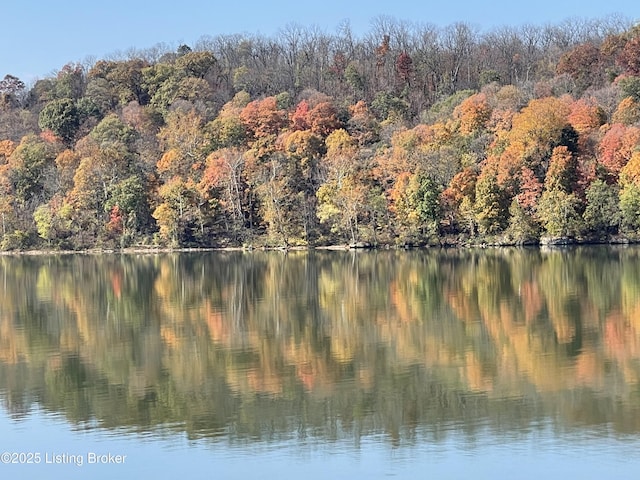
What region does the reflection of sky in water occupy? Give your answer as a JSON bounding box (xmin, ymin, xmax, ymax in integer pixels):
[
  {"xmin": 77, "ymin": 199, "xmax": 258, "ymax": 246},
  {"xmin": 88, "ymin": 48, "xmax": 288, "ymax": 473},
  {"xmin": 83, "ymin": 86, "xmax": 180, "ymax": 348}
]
[{"xmin": 1, "ymin": 408, "xmax": 639, "ymax": 480}]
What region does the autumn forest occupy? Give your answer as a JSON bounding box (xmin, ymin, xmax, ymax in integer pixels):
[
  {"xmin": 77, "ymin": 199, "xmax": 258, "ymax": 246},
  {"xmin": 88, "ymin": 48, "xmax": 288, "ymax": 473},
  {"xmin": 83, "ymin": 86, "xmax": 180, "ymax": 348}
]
[{"xmin": 2, "ymin": 15, "xmax": 640, "ymax": 250}]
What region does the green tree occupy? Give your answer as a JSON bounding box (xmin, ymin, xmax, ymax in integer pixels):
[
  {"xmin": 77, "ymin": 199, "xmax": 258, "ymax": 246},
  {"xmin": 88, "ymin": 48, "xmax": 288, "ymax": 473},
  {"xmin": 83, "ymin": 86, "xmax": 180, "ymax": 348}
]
[
  {"xmin": 104, "ymin": 175, "xmax": 150, "ymax": 245},
  {"xmin": 537, "ymin": 189, "xmax": 581, "ymax": 238},
  {"xmin": 174, "ymin": 51, "xmax": 217, "ymax": 78},
  {"xmin": 33, "ymin": 203, "xmax": 54, "ymax": 245},
  {"xmin": 619, "ymin": 76, "xmax": 640, "ymax": 102},
  {"xmin": 371, "ymin": 91, "xmax": 409, "ymax": 121},
  {"xmin": 506, "ymin": 198, "xmax": 540, "ymax": 244},
  {"xmin": 390, "ymin": 172, "xmax": 443, "ymax": 243},
  {"xmin": 8, "ymin": 135, "xmax": 56, "ymax": 208},
  {"xmin": 617, "ymin": 150, "xmax": 640, "ymax": 234},
  {"xmin": 83, "ymin": 78, "xmax": 118, "ymax": 117},
  {"xmin": 0, "ymin": 74, "xmax": 26, "ymax": 108},
  {"xmin": 88, "ymin": 59, "xmax": 149, "ymax": 105},
  {"xmin": 582, "ymin": 179, "xmax": 620, "ymax": 237},
  {"xmin": 38, "ymin": 98, "xmax": 80, "ymax": 143},
  {"xmin": 205, "ymin": 115, "xmax": 247, "ymax": 150},
  {"xmin": 411, "ymin": 174, "xmax": 442, "ymax": 237},
  {"xmin": 90, "ymin": 113, "xmax": 137, "ymax": 148},
  {"xmin": 619, "ymin": 183, "xmax": 640, "ymax": 234},
  {"xmin": 474, "ymin": 171, "xmax": 509, "ymax": 235},
  {"xmin": 345, "ymin": 63, "xmax": 365, "ymax": 94},
  {"xmin": 54, "ymin": 63, "xmax": 86, "ymax": 100}
]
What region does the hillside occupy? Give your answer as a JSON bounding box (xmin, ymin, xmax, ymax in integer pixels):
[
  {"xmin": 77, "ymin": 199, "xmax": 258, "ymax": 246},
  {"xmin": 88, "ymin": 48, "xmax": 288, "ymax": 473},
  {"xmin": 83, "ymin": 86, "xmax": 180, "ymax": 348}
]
[{"xmin": 1, "ymin": 16, "xmax": 640, "ymax": 249}]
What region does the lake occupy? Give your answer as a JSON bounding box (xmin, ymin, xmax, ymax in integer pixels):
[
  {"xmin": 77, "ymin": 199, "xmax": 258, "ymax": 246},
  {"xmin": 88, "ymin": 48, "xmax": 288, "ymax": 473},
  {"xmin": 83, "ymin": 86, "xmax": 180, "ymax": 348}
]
[{"xmin": 1, "ymin": 248, "xmax": 640, "ymax": 479}]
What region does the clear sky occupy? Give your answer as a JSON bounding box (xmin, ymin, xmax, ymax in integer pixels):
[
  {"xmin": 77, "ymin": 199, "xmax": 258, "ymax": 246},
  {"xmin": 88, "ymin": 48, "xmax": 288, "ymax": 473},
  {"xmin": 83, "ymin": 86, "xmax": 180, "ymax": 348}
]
[{"xmin": 1, "ymin": 0, "xmax": 638, "ymax": 84}]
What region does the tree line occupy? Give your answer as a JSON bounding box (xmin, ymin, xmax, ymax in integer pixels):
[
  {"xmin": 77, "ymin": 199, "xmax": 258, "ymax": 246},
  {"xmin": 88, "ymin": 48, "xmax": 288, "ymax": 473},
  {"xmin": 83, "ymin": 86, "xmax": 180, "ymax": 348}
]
[{"xmin": 1, "ymin": 15, "xmax": 640, "ymax": 249}]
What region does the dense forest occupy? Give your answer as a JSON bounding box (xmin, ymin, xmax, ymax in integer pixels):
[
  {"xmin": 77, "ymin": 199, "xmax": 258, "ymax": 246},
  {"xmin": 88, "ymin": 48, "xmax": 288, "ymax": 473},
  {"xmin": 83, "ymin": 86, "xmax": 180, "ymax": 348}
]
[{"xmin": 1, "ymin": 15, "xmax": 640, "ymax": 249}]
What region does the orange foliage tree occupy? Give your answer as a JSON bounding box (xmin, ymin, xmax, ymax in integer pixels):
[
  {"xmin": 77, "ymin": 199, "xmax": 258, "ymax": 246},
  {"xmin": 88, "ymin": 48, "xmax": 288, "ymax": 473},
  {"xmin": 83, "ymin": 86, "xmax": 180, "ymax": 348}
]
[
  {"xmin": 598, "ymin": 124, "xmax": 640, "ymax": 181},
  {"xmin": 505, "ymin": 96, "xmax": 572, "ymax": 169},
  {"xmin": 612, "ymin": 96, "xmax": 640, "ymax": 125},
  {"xmin": 454, "ymin": 92, "xmax": 492, "ymax": 135},
  {"xmin": 240, "ymin": 96, "xmax": 288, "ymax": 140},
  {"xmin": 568, "ymin": 98, "xmax": 606, "ymax": 136}
]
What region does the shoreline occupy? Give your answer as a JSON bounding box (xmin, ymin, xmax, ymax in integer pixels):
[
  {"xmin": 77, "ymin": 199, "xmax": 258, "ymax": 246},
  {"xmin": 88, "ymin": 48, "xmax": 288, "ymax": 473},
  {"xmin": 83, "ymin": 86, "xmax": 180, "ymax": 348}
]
[{"xmin": 1, "ymin": 236, "xmax": 638, "ymax": 256}]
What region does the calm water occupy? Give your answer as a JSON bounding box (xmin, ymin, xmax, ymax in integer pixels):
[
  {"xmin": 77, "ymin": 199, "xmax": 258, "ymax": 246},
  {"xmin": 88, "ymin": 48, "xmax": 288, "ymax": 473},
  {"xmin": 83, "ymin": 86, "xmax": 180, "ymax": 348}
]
[{"xmin": 1, "ymin": 248, "xmax": 640, "ymax": 479}]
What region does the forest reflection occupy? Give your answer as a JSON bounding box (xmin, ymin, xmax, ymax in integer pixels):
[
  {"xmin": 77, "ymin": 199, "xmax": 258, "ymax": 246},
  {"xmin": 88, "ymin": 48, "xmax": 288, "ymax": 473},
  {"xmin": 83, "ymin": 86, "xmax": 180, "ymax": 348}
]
[{"xmin": 1, "ymin": 247, "xmax": 640, "ymax": 446}]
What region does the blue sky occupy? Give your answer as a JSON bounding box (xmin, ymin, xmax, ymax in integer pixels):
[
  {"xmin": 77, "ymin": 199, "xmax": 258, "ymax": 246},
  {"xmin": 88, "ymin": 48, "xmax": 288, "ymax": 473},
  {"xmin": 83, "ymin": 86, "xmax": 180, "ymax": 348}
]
[{"xmin": 1, "ymin": 0, "xmax": 638, "ymax": 84}]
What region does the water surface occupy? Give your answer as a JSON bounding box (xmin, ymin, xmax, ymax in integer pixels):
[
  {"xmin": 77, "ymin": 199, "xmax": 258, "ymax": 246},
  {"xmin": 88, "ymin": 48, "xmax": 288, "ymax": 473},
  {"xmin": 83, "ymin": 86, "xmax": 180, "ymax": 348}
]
[{"xmin": 1, "ymin": 248, "xmax": 640, "ymax": 478}]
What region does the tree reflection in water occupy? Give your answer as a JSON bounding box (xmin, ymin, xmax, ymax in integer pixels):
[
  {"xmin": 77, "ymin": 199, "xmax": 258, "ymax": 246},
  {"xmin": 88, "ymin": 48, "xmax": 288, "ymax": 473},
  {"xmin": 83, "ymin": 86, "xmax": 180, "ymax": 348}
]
[{"xmin": 1, "ymin": 247, "xmax": 640, "ymax": 445}]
